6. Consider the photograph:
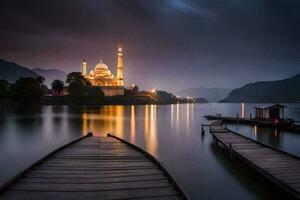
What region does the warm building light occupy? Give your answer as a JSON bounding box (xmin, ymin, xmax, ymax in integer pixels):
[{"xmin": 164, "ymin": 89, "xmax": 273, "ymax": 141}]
[
  {"xmin": 151, "ymin": 89, "xmax": 156, "ymax": 93},
  {"xmin": 241, "ymin": 102, "xmax": 245, "ymax": 118},
  {"xmin": 132, "ymin": 84, "xmax": 135, "ymax": 88}
]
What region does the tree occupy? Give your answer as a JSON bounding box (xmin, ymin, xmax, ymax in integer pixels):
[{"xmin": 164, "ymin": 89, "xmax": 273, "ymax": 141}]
[
  {"xmin": 66, "ymin": 72, "xmax": 90, "ymax": 86},
  {"xmin": 36, "ymin": 76, "xmax": 45, "ymax": 85},
  {"xmin": 68, "ymin": 80, "xmax": 85, "ymax": 98},
  {"xmin": 51, "ymin": 80, "xmax": 64, "ymax": 94},
  {"xmin": 41, "ymin": 84, "xmax": 49, "ymax": 94},
  {"xmin": 0, "ymin": 79, "xmax": 10, "ymax": 99},
  {"xmin": 66, "ymin": 72, "xmax": 91, "ymax": 98},
  {"xmin": 66, "ymin": 72, "xmax": 106, "ymax": 102},
  {"xmin": 155, "ymin": 90, "xmax": 177, "ymax": 104},
  {"xmin": 85, "ymin": 86, "xmax": 105, "ymax": 99},
  {"xmin": 11, "ymin": 77, "xmax": 45, "ymax": 104}
]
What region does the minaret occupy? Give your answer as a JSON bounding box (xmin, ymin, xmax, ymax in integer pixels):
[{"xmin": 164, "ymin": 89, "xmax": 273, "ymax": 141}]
[
  {"xmin": 82, "ymin": 59, "xmax": 87, "ymax": 77},
  {"xmin": 116, "ymin": 47, "xmax": 124, "ymax": 86}
]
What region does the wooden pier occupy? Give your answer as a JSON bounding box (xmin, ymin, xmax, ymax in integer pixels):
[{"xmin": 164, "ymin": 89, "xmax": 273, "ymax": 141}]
[
  {"xmin": 205, "ymin": 115, "xmax": 300, "ymax": 132},
  {"xmin": 0, "ymin": 134, "xmax": 186, "ymax": 200},
  {"xmin": 209, "ymin": 120, "xmax": 300, "ymax": 199}
]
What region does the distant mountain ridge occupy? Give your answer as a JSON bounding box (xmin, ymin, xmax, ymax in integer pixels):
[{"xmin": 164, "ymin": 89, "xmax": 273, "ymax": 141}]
[
  {"xmin": 0, "ymin": 59, "xmax": 39, "ymax": 82},
  {"xmin": 176, "ymin": 87, "xmax": 232, "ymax": 102},
  {"xmin": 220, "ymin": 73, "xmax": 300, "ymax": 103},
  {"xmin": 32, "ymin": 68, "xmax": 67, "ymax": 87}
]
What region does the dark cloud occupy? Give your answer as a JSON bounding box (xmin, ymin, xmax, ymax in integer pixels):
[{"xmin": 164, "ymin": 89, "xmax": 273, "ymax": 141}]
[{"xmin": 0, "ymin": 0, "xmax": 299, "ymax": 91}]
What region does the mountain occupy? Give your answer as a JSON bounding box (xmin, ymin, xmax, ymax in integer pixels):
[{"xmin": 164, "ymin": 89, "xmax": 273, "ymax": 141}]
[
  {"xmin": 0, "ymin": 59, "xmax": 39, "ymax": 82},
  {"xmin": 176, "ymin": 87, "xmax": 232, "ymax": 102},
  {"xmin": 32, "ymin": 68, "xmax": 67, "ymax": 87},
  {"xmin": 220, "ymin": 73, "xmax": 300, "ymax": 103}
]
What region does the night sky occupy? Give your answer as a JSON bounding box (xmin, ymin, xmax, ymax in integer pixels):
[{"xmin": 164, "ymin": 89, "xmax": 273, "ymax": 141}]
[{"xmin": 1, "ymin": 0, "xmax": 300, "ymax": 92}]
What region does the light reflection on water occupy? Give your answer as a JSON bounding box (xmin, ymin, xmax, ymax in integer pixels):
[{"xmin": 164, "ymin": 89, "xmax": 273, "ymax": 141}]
[
  {"xmin": 130, "ymin": 105, "xmax": 136, "ymax": 143},
  {"xmin": 0, "ymin": 103, "xmax": 299, "ymax": 199},
  {"xmin": 228, "ymin": 123, "xmax": 289, "ymax": 155}
]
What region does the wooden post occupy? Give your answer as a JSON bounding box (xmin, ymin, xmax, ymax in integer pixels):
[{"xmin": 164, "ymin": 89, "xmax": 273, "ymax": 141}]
[
  {"xmin": 213, "ymin": 135, "xmax": 216, "ymax": 144},
  {"xmin": 250, "ymin": 113, "xmax": 252, "ymax": 120},
  {"xmin": 213, "ymin": 135, "xmax": 218, "ymax": 145},
  {"xmin": 201, "ymin": 124, "xmax": 205, "ymax": 135},
  {"xmin": 229, "ymin": 143, "xmax": 232, "ymax": 158},
  {"xmin": 87, "ymin": 132, "xmax": 93, "ymax": 136}
]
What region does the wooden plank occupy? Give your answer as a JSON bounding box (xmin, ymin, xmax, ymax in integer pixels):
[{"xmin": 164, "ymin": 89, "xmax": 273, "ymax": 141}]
[
  {"xmin": 10, "ymin": 180, "xmax": 171, "ymax": 192},
  {"xmin": 18, "ymin": 174, "xmax": 166, "ymax": 184},
  {"xmin": 49, "ymin": 156, "xmax": 147, "ymax": 160},
  {"xmin": 40, "ymin": 161, "xmax": 154, "ymax": 167},
  {"xmin": 43, "ymin": 159, "xmax": 150, "ymax": 164},
  {"xmin": 34, "ymin": 166, "xmax": 157, "ymax": 172},
  {"xmin": 26, "ymin": 170, "xmax": 163, "ymax": 178},
  {"xmin": 0, "ymin": 188, "xmax": 179, "ymax": 200},
  {"xmin": 209, "ymin": 120, "xmax": 300, "ymax": 199},
  {"xmin": 29, "ymin": 168, "xmax": 161, "ymax": 174},
  {"xmin": 0, "ymin": 136, "xmax": 186, "ymax": 200}
]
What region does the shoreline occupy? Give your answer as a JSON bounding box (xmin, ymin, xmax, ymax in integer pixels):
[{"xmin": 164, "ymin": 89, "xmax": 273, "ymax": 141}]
[{"xmin": 40, "ymin": 95, "xmax": 207, "ymax": 105}]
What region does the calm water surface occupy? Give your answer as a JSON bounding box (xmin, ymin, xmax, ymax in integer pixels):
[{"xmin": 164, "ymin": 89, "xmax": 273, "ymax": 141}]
[{"xmin": 0, "ymin": 103, "xmax": 300, "ymax": 199}]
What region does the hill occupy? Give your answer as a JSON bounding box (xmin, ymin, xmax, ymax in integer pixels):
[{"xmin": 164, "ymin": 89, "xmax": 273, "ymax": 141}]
[
  {"xmin": 220, "ymin": 73, "xmax": 300, "ymax": 103},
  {"xmin": 0, "ymin": 59, "xmax": 39, "ymax": 82},
  {"xmin": 176, "ymin": 87, "xmax": 232, "ymax": 102},
  {"xmin": 32, "ymin": 68, "xmax": 67, "ymax": 87}
]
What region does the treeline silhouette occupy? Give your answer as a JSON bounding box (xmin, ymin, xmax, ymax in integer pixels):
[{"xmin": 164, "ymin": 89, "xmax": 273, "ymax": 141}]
[
  {"xmin": 0, "ymin": 72, "xmax": 206, "ymax": 105},
  {"xmin": 0, "ymin": 76, "xmax": 46, "ymax": 105}
]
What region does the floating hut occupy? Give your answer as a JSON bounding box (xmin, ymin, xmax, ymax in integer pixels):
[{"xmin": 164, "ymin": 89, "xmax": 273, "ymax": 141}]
[{"xmin": 254, "ymin": 104, "xmax": 285, "ymax": 123}]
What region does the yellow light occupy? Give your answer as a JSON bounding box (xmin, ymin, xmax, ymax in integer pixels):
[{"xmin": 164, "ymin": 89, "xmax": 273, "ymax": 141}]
[
  {"xmin": 151, "ymin": 89, "xmax": 156, "ymax": 93},
  {"xmin": 241, "ymin": 102, "xmax": 245, "ymax": 118},
  {"xmin": 118, "ymin": 47, "xmax": 122, "ymax": 52},
  {"xmin": 132, "ymin": 84, "xmax": 135, "ymax": 88}
]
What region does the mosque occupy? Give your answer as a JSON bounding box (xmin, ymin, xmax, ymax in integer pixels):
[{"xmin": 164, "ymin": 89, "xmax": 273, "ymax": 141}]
[{"xmin": 81, "ymin": 47, "xmax": 125, "ymax": 96}]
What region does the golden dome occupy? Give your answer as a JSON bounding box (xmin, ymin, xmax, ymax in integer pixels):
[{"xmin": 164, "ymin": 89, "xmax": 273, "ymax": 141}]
[{"xmin": 94, "ymin": 60, "xmax": 108, "ymax": 71}]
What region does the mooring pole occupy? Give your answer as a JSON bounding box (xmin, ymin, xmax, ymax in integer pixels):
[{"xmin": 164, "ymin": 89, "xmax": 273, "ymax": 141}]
[
  {"xmin": 213, "ymin": 135, "xmax": 218, "ymax": 145},
  {"xmin": 229, "ymin": 143, "xmax": 232, "ymax": 158},
  {"xmin": 201, "ymin": 124, "xmax": 205, "ymax": 135}
]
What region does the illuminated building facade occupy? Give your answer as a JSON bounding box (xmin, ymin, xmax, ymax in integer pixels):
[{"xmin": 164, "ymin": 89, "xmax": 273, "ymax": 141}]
[{"xmin": 82, "ymin": 47, "xmax": 124, "ymax": 96}]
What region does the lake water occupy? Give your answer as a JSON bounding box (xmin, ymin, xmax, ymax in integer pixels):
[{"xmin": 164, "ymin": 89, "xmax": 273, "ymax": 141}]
[{"xmin": 0, "ymin": 103, "xmax": 300, "ymax": 199}]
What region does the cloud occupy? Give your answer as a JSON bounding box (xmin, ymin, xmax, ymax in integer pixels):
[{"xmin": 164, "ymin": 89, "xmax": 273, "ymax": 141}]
[
  {"xmin": 168, "ymin": 0, "xmax": 216, "ymax": 18},
  {"xmin": 0, "ymin": 0, "xmax": 300, "ymax": 91}
]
